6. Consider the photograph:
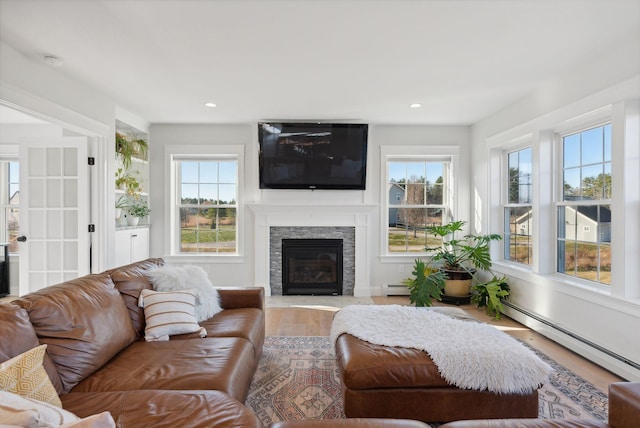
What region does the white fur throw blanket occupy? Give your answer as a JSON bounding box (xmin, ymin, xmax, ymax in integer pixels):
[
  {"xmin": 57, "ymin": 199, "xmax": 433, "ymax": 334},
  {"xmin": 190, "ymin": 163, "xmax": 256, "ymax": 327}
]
[{"xmin": 330, "ymin": 305, "xmax": 552, "ymax": 394}]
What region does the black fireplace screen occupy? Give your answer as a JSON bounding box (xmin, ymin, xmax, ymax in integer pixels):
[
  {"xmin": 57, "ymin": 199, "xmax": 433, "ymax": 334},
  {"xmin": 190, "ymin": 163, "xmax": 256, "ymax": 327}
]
[{"xmin": 282, "ymin": 239, "xmax": 343, "ymax": 295}]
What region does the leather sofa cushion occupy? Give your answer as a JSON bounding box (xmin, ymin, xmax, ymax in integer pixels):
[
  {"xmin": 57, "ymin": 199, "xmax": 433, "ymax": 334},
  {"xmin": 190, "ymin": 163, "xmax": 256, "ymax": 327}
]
[
  {"xmin": 13, "ymin": 274, "xmax": 137, "ymax": 393},
  {"xmin": 439, "ymin": 420, "xmax": 607, "ymax": 427},
  {"xmin": 272, "ymin": 420, "xmax": 431, "ymax": 427},
  {"xmin": 193, "ymin": 308, "xmax": 265, "ymax": 356},
  {"xmin": 0, "ymin": 303, "xmax": 64, "ymax": 394},
  {"xmin": 61, "ymin": 389, "xmax": 261, "ymax": 428},
  {"xmin": 71, "ymin": 337, "xmax": 256, "ymax": 402},
  {"xmin": 608, "ymin": 382, "xmax": 640, "ymax": 428},
  {"xmin": 109, "ymin": 258, "xmax": 164, "ymax": 337},
  {"xmin": 336, "ymin": 333, "xmax": 450, "ymax": 390}
]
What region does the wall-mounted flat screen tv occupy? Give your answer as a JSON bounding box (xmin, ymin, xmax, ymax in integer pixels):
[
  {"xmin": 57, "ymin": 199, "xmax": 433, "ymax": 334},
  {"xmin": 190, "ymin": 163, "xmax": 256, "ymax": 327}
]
[{"xmin": 258, "ymin": 122, "xmax": 368, "ymax": 190}]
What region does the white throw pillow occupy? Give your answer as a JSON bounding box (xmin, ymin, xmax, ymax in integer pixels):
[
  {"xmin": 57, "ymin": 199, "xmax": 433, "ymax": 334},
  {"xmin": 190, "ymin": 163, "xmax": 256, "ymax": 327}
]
[
  {"xmin": 138, "ymin": 289, "xmax": 207, "ymax": 341},
  {"xmin": 145, "ymin": 265, "xmax": 186, "ymax": 291},
  {"xmin": 180, "ymin": 265, "xmax": 223, "ymax": 321},
  {"xmin": 146, "ymin": 265, "xmax": 222, "ymax": 322},
  {"xmin": 60, "ymin": 411, "xmax": 116, "ymax": 428},
  {"xmin": 0, "ymin": 390, "xmax": 80, "ymax": 427}
]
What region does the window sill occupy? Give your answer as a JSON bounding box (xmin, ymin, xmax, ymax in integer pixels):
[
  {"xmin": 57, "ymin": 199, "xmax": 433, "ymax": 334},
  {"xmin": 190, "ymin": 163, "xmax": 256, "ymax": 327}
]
[
  {"xmin": 163, "ymin": 254, "xmax": 245, "ymax": 264},
  {"xmin": 379, "ymin": 254, "xmax": 429, "ymax": 263}
]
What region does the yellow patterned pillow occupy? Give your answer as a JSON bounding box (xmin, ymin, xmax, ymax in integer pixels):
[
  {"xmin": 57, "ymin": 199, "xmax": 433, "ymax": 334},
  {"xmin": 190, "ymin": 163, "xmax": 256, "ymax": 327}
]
[{"xmin": 0, "ymin": 344, "xmax": 62, "ymax": 407}]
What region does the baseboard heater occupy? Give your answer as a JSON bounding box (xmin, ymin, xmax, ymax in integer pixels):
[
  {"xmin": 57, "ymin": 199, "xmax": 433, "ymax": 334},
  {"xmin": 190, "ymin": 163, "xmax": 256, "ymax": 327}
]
[
  {"xmin": 504, "ymin": 301, "xmax": 640, "ymax": 372},
  {"xmin": 383, "ymin": 284, "xmax": 410, "ymax": 296}
]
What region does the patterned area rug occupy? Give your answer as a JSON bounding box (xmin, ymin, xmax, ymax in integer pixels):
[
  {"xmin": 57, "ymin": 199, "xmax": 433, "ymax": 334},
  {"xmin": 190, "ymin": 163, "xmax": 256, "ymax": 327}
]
[{"xmin": 245, "ymin": 336, "xmax": 609, "ymax": 426}]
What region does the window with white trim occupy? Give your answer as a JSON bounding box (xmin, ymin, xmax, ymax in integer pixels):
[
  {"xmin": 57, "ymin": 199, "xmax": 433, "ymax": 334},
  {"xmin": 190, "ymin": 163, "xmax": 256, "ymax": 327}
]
[
  {"xmin": 557, "ymin": 123, "xmax": 611, "ymax": 284},
  {"xmin": 174, "ymin": 158, "xmax": 238, "ymax": 254},
  {"xmin": 504, "ymin": 147, "xmax": 532, "ymax": 265},
  {"xmin": 0, "ymin": 160, "xmax": 19, "ymax": 254},
  {"xmin": 386, "ymin": 159, "xmax": 450, "ymax": 253}
]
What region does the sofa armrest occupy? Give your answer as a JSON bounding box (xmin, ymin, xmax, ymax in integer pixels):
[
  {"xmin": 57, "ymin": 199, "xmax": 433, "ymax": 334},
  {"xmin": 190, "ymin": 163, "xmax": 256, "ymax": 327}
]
[
  {"xmin": 609, "ymin": 382, "xmax": 640, "ymax": 428},
  {"xmin": 217, "ymin": 287, "xmax": 264, "ymax": 310}
]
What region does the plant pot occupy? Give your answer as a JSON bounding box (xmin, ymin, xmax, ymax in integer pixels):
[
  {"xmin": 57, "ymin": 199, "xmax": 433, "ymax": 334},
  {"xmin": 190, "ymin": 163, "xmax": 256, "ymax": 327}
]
[
  {"xmin": 115, "ymin": 208, "xmax": 122, "ymax": 219},
  {"xmin": 441, "ymin": 269, "xmax": 474, "ymax": 297},
  {"xmin": 126, "ymin": 216, "xmax": 140, "ymax": 227}
]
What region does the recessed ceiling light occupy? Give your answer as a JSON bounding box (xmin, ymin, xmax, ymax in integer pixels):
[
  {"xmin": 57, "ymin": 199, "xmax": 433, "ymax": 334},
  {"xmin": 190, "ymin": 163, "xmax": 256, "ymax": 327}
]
[
  {"xmin": 410, "ymin": 103, "xmax": 422, "ymax": 109},
  {"xmin": 204, "ymin": 102, "xmax": 217, "ymax": 108},
  {"xmin": 43, "ymin": 55, "xmax": 63, "ymax": 67}
]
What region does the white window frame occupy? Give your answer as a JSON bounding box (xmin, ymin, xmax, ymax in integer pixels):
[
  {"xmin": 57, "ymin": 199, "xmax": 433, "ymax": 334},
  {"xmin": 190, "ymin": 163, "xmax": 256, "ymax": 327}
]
[
  {"xmin": 165, "ymin": 145, "xmax": 245, "ymax": 261},
  {"xmin": 0, "ymin": 150, "xmax": 19, "ymax": 255},
  {"xmin": 503, "ymin": 146, "xmax": 533, "ymax": 266},
  {"xmin": 555, "ymin": 122, "xmax": 612, "ymax": 287},
  {"xmin": 380, "ymin": 145, "xmax": 459, "ymax": 258}
]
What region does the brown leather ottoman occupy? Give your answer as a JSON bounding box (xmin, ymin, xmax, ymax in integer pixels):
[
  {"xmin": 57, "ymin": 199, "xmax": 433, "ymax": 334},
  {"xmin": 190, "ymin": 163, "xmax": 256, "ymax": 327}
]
[
  {"xmin": 271, "ymin": 419, "xmax": 430, "ymax": 427},
  {"xmin": 334, "ymin": 307, "xmax": 539, "ymax": 423}
]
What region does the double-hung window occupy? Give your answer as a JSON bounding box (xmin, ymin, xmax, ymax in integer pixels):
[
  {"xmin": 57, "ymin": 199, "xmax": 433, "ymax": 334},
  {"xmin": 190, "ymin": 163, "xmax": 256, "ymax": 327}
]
[
  {"xmin": 387, "ymin": 159, "xmax": 450, "ymax": 253},
  {"xmin": 504, "ymin": 147, "xmax": 532, "ymax": 265},
  {"xmin": 1, "ymin": 160, "xmax": 19, "ymax": 254},
  {"xmin": 174, "ymin": 157, "xmax": 239, "ymax": 254},
  {"xmin": 557, "ymin": 123, "xmax": 611, "ymax": 284}
]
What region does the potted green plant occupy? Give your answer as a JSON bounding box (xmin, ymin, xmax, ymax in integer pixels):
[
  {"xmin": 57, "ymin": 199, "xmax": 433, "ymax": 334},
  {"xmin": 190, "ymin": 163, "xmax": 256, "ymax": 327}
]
[
  {"xmin": 471, "ymin": 275, "xmax": 510, "ymax": 320},
  {"xmin": 115, "ymin": 169, "xmax": 142, "ymax": 196},
  {"xmin": 123, "ymin": 199, "xmax": 151, "ymax": 226},
  {"xmin": 116, "ymin": 133, "xmax": 148, "ymax": 170},
  {"xmin": 115, "ymin": 195, "xmax": 128, "ymax": 220},
  {"xmin": 425, "ymin": 220, "xmax": 502, "ymax": 298},
  {"xmin": 402, "ymin": 259, "xmax": 448, "ymax": 307}
]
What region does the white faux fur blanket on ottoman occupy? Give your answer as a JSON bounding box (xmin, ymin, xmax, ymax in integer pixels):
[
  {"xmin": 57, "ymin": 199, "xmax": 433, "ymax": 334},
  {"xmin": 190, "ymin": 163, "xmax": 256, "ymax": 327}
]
[{"xmin": 330, "ymin": 305, "xmax": 552, "ymax": 394}]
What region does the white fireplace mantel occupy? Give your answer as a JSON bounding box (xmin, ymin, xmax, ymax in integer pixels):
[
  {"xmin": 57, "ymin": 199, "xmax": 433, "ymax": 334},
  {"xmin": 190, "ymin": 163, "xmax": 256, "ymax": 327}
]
[{"xmin": 248, "ymin": 204, "xmax": 377, "ymax": 296}]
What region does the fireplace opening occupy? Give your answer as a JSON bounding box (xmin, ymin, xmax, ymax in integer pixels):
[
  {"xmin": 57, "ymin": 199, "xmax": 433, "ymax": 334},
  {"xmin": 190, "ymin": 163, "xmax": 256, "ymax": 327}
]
[{"xmin": 282, "ymin": 239, "xmax": 343, "ymax": 295}]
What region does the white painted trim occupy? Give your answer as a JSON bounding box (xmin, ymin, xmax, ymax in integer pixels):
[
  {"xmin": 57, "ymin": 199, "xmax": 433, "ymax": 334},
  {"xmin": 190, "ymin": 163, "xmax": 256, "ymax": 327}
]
[
  {"xmin": 379, "ymin": 145, "xmax": 461, "ymax": 256},
  {"xmin": 164, "ymin": 144, "xmax": 245, "ymax": 258},
  {"xmin": 0, "ymin": 84, "xmax": 110, "ymax": 279},
  {"xmin": 248, "ymin": 203, "xmax": 377, "ymax": 297}
]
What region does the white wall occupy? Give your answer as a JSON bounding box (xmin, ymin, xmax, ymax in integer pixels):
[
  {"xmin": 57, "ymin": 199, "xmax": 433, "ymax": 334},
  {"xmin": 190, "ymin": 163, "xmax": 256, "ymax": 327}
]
[
  {"xmin": 470, "ymin": 31, "xmax": 640, "ymax": 380},
  {"xmin": 149, "ymin": 123, "xmax": 471, "ymax": 294}
]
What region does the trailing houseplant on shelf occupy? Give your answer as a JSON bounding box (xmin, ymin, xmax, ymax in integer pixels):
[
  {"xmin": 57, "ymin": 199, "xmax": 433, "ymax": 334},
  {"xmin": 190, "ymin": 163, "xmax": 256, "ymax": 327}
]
[
  {"xmin": 115, "ymin": 168, "xmax": 143, "ymax": 196},
  {"xmin": 116, "ymin": 132, "xmax": 148, "ymax": 170},
  {"xmin": 425, "ymin": 220, "xmax": 503, "ymax": 299},
  {"xmin": 402, "ymin": 259, "xmax": 448, "ymax": 307},
  {"xmin": 123, "ymin": 198, "xmax": 151, "ymax": 227}
]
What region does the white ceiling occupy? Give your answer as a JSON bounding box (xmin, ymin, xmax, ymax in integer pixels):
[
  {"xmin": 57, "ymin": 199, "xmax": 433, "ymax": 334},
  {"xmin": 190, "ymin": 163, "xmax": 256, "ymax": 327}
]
[{"xmin": 1, "ymin": 0, "xmax": 638, "ymax": 125}]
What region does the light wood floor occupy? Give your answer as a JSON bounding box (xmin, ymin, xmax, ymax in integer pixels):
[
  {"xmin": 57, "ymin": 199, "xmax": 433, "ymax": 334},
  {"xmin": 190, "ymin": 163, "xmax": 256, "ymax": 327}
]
[{"xmin": 265, "ymin": 296, "xmax": 624, "ymax": 394}]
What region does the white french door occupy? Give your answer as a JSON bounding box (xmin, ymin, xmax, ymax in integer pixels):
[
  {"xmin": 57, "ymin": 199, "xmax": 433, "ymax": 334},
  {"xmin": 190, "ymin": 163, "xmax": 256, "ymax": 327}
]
[{"xmin": 18, "ymin": 137, "xmax": 90, "ymax": 294}]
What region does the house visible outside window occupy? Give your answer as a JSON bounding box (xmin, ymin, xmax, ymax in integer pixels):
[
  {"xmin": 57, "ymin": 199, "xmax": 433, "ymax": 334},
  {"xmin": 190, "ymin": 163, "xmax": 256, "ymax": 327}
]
[
  {"xmin": 504, "ymin": 147, "xmax": 532, "ymax": 265},
  {"xmin": 387, "ymin": 160, "xmax": 449, "ymax": 253},
  {"xmin": 557, "ymin": 123, "xmax": 611, "ymax": 284},
  {"xmin": 176, "ymin": 159, "xmax": 238, "ymax": 253},
  {"xmin": 1, "ymin": 161, "xmax": 19, "ymax": 254}
]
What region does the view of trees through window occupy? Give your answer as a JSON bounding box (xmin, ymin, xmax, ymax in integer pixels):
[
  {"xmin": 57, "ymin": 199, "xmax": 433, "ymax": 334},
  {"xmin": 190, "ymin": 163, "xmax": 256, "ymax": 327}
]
[
  {"xmin": 558, "ymin": 124, "xmax": 612, "ymax": 284},
  {"xmin": 1, "ymin": 161, "xmax": 20, "ymax": 254},
  {"xmin": 504, "ymin": 147, "xmax": 532, "ymax": 265},
  {"xmin": 177, "ymin": 160, "xmax": 237, "ymax": 253},
  {"xmin": 387, "ymin": 161, "xmax": 448, "ymax": 253}
]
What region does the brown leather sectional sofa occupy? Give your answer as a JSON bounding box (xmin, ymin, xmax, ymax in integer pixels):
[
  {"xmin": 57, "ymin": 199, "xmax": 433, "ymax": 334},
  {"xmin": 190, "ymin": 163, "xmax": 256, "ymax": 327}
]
[{"xmin": 0, "ymin": 258, "xmax": 265, "ymax": 427}]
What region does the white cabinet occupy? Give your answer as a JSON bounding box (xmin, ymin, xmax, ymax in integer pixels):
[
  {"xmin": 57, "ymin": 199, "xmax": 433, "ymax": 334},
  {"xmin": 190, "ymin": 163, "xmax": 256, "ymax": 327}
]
[
  {"xmin": 114, "ymin": 119, "xmax": 150, "ymax": 266},
  {"xmin": 114, "ymin": 227, "xmax": 150, "ymax": 267}
]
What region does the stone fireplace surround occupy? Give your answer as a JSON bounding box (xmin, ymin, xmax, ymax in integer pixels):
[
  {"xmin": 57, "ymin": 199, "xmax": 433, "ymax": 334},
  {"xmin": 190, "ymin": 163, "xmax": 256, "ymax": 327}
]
[
  {"xmin": 248, "ymin": 204, "xmax": 376, "ymax": 296},
  {"xmin": 272, "ymin": 227, "xmax": 354, "ymax": 296}
]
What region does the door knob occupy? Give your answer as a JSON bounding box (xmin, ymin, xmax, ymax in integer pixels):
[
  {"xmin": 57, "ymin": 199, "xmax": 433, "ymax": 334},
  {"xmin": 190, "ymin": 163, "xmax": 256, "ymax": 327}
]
[{"xmin": 16, "ymin": 236, "xmax": 27, "ymax": 242}]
